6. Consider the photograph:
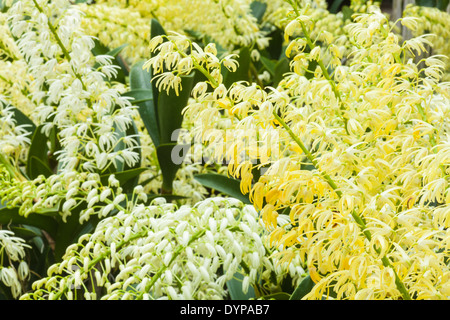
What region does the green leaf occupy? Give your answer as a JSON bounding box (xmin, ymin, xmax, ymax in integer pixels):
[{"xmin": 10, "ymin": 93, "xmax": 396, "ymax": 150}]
[
  {"xmin": 304, "ymin": 60, "xmax": 318, "ymax": 80},
  {"xmin": 10, "ymin": 106, "xmax": 36, "ymax": 135},
  {"xmin": 223, "ymin": 46, "xmax": 251, "ymax": 87},
  {"xmin": 156, "ymin": 73, "xmax": 195, "ymax": 144},
  {"xmin": 91, "ymin": 39, "xmax": 109, "ymax": 56},
  {"xmin": 26, "ymin": 125, "xmax": 51, "ymax": 179},
  {"xmin": 329, "ymin": 0, "xmax": 346, "ymax": 13},
  {"xmin": 129, "ymin": 62, "xmax": 153, "ymax": 91},
  {"xmin": 151, "ymin": 18, "xmax": 167, "ymax": 40},
  {"xmin": 259, "ymin": 55, "xmax": 276, "ymax": 77},
  {"xmin": 29, "ymin": 156, "xmax": 53, "ymax": 178},
  {"xmin": 259, "ymin": 292, "xmax": 291, "ymax": 300},
  {"xmin": 113, "ymin": 118, "xmax": 141, "ymax": 173},
  {"xmin": 250, "ymin": 1, "xmax": 267, "ymax": 23},
  {"xmin": 156, "ymin": 143, "xmax": 185, "ymax": 193},
  {"xmin": 436, "ymin": 0, "xmax": 449, "ymax": 10},
  {"xmin": 123, "ymin": 89, "xmax": 153, "ymax": 104},
  {"xmin": 9, "ymin": 225, "xmax": 41, "ymax": 239},
  {"xmin": 289, "ymin": 275, "xmax": 315, "ymax": 300},
  {"xmin": 53, "ymin": 202, "xmax": 100, "ymax": 261},
  {"xmin": 0, "ymin": 204, "xmax": 58, "ymax": 238},
  {"xmin": 100, "ymin": 167, "xmax": 147, "ymax": 189},
  {"xmin": 273, "ymin": 58, "xmax": 290, "ymax": 87},
  {"xmin": 226, "ymin": 270, "xmax": 256, "ymax": 300},
  {"xmin": 102, "ymin": 44, "xmax": 129, "ymax": 83},
  {"xmin": 194, "ymin": 173, "xmax": 251, "ymax": 204},
  {"xmin": 129, "ymin": 62, "xmax": 160, "ymax": 147},
  {"xmin": 106, "ymin": 43, "xmax": 128, "ymax": 59},
  {"xmin": 265, "ymin": 28, "xmax": 284, "ymax": 60},
  {"xmin": 341, "ymin": 5, "xmax": 354, "ymax": 21},
  {"xmin": 414, "ymin": 0, "xmax": 449, "ymax": 9},
  {"xmin": 415, "ymin": 0, "xmax": 437, "ymax": 7}
]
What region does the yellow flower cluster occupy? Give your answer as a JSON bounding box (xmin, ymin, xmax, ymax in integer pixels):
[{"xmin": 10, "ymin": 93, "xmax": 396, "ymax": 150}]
[
  {"xmin": 77, "ymin": 3, "xmax": 151, "ymax": 64},
  {"xmin": 403, "ymin": 4, "xmax": 450, "ymax": 81},
  {"xmin": 80, "ymin": 0, "xmax": 272, "ymax": 60},
  {"xmin": 168, "ymin": 4, "xmax": 450, "ymax": 299},
  {"xmin": 1, "ymin": 0, "xmax": 449, "ymax": 301}
]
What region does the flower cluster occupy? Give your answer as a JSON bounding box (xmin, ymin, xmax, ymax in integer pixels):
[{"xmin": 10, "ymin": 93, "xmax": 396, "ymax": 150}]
[
  {"xmin": 173, "ymin": 4, "xmax": 450, "ymax": 299},
  {"xmin": 21, "ymin": 197, "xmax": 304, "ymax": 300},
  {"xmin": 0, "ymin": 230, "xmax": 30, "ymax": 298},
  {"xmin": 0, "ymin": 98, "xmax": 31, "ymax": 158},
  {"xmin": 0, "ymin": 0, "xmax": 449, "ymax": 301},
  {"xmin": 77, "ymin": 3, "xmax": 151, "ymax": 64},
  {"xmin": 74, "ymin": 0, "xmax": 272, "ymax": 66},
  {"xmin": 403, "ymin": 4, "xmax": 450, "ymax": 81},
  {"xmin": 7, "ymin": 0, "xmax": 139, "ymax": 173}
]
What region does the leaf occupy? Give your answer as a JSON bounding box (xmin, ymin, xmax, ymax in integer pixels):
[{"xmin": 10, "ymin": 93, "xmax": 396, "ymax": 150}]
[
  {"xmin": 156, "ymin": 73, "xmax": 195, "ymax": 144},
  {"xmin": 250, "ymin": 1, "xmax": 267, "ymax": 23},
  {"xmin": 26, "ymin": 125, "xmax": 50, "ymax": 180},
  {"xmin": 10, "ymin": 106, "xmax": 36, "ymax": 135},
  {"xmin": 223, "ymin": 46, "xmax": 251, "ymax": 87},
  {"xmin": 259, "ymin": 292, "xmax": 291, "ymax": 300},
  {"xmin": 156, "ymin": 143, "xmax": 184, "ymax": 193},
  {"xmin": 273, "ymin": 58, "xmax": 290, "ymax": 87},
  {"xmin": 9, "ymin": 225, "xmax": 41, "ymax": 239},
  {"xmin": 100, "ymin": 167, "xmax": 147, "ymax": 189},
  {"xmin": 259, "ymin": 55, "xmax": 276, "ymax": 77},
  {"xmin": 104, "ymin": 43, "xmax": 129, "ymax": 81},
  {"xmin": 129, "ymin": 61, "xmax": 160, "ymax": 147},
  {"xmin": 0, "ymin": 204, "xmax": 58, "ymax": 238},
  {"xmin": 53, "ymin": 201, "xmax": 101, "ymax": 261},
  {"xmin": 129, "ymin": 62, "xmax": 153, "ymax": 91},
  {"xmin": 91, "ymin": 39, "xmax": 110, "ymax": 56},
  {"xmin": 29, "ymin": 156, "xmax": 53, "ymax": 178},
  {"xmin": 304, "ymin": 60, "xmax": 319, "ymax": 80},
  {"xmin": 106, "ymin": 43, "xmax": 128, "ymax": 59},
  {"xmin": 194, "ymin": 173, "xmax": 251, "ymax": 204},
  {"xmin": 289, "ymin": 275, "xmax": 315, "ymax": 300},
  {"xmin": 150, "ymin": 18, "xmax": 167, "ymax": 39},
  {"xmin": 329, "ymin": 0, "xmax": 346, "ymax": 13},
  {"xmin": 341, "ymin": 5, "xmax": 354, "ymax": 21},
  {"xmin": 92, "ymin": 42, "xmax": 129, "ymax": 83},
  {"xmin": 113, "ymin": 118, "xmax": 141, "ymax": 173},
  {"xmin": 265, "ymin": 28, "xmax": 284, "ymax": 60},
  {"xmin": 123, "ymin": 89, "xmax": 153, "ymax": 104},
  {"xmin": 415, "ymin": 0, "xmax": 437, "ymax": 7},
  {"xmin": 226, "ymin": 270, "xmax": 256, "ymax": 300},
  {"xmin": 436, "ymin": 0, "xmax": 449, "ymax": 10}
]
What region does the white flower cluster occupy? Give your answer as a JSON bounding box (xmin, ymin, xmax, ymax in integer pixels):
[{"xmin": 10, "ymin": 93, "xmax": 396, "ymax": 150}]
[
  {"xmin": 7, "ymin": 0, "xmax": 139, "ymax": 173},
  {"xmin": 0, "ymin": 97, "xmax": 31, "ymax": 157},
  {"xmin": 22, "ymin": 197, "xmax": 304, "ymax": 300},
  {"xmin": 0, "ymin": 169, "xmax": 129, "ymax": 224},
  {"xmin": 0, "ymin": 230, "xmax": 30, "ymax": 298}
]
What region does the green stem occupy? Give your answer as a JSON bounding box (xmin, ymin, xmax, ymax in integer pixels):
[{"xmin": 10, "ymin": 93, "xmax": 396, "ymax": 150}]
[
  {"xmin": 298, "ymin": 23, "xmax": 341, "ymax": 101},
  {"xmin": 273, "ymin": 112, "xmax": 341, "ymax": 197},
  {"xmin": 31, "ymin": 0, "xmax": 91, "ymax": 108}
]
